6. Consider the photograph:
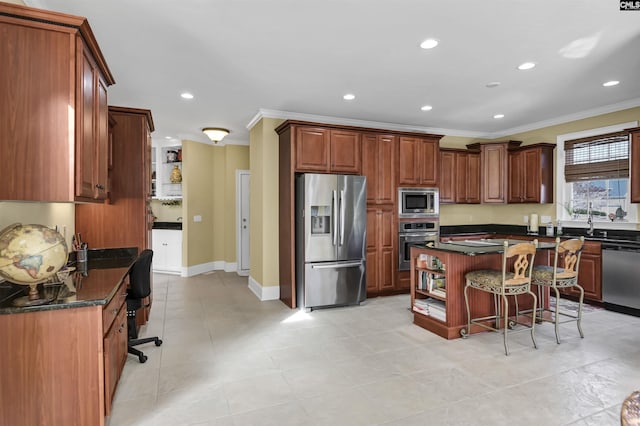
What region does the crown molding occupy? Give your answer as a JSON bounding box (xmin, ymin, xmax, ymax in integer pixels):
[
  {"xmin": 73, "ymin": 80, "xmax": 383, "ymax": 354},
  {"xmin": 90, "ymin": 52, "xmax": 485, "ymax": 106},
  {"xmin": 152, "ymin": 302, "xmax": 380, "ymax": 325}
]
[{"xmin": 248, "ymin": 98, "xmax": 640, "ymax": 140}]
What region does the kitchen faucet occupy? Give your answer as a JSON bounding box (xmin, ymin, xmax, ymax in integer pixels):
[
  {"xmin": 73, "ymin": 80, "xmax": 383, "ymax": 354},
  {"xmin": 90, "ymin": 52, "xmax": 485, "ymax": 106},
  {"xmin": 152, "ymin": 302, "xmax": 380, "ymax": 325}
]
[{"xmin": 586, "ymin": 202, "xmax": 594, "ymax": 236}]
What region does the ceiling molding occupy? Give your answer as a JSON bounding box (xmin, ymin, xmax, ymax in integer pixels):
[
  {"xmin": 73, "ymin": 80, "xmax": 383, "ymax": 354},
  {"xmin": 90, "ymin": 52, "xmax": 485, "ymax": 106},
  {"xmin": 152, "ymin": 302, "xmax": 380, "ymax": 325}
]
[
  {"xmin": 246, "ymin": 109, "xmax": 485, "ymax": 138},
  {"xmin": 249, "ymin": 97, "xmax": 640, "ymax": 141}
]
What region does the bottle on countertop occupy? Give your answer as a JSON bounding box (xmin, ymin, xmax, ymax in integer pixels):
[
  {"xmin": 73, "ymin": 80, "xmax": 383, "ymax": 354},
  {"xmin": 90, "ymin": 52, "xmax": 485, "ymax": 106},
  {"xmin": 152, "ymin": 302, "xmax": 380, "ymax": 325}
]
[
  {"xmin": 546, "ymin": 222, "xmax": 554, "ymax": 236},
  {"xmin": 557, "ymin": 220, "xmax": 563, "ymax": 236}
]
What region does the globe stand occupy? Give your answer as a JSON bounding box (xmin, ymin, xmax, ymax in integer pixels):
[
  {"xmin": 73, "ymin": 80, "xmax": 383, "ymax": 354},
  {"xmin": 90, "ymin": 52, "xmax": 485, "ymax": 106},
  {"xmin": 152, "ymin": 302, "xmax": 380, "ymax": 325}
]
[{"xmin": 12, "ymin": 283, "xmax": 54, "ymax": 307}]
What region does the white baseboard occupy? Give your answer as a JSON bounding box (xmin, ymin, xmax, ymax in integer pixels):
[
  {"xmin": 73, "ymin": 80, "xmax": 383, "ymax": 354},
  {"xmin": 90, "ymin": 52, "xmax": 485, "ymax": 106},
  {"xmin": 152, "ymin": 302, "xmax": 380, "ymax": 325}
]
[
  {"xmin": 224, "ymin": 262, "xmax": 237, "ymax": 273},
  {"xmin": 184, "ymin": 261, "xmax": 244, "ymax": 277},
  {"xmin": 152, "ymin": 268, "xmax": 181, "ymax": 276},
  {"xmin": 248, "ymin": 275, "xmax": 280, "ymax": 301}
]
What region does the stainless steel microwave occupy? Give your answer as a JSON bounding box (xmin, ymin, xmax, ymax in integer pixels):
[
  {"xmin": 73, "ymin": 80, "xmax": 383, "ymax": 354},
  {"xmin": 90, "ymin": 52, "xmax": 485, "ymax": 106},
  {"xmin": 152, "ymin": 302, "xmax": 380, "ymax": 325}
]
[{"xmin": 398, "ymin": 188, "xmax": 439, "ymax": 218}]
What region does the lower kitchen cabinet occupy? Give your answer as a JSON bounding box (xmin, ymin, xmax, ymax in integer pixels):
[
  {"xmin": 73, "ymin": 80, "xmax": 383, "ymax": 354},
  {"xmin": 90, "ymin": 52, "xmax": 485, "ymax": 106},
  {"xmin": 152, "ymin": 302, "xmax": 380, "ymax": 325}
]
[{"xmin": 152, "ymin": 229, "xmax": 182, "ymax": 274}]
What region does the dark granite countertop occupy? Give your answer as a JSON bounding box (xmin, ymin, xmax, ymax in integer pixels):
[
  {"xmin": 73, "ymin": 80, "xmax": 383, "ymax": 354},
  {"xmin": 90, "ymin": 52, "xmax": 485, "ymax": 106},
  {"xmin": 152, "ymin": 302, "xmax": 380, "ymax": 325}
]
[
  {"xmin": 440, "ymin": 224, "xmax": 640, "ymax": 247},
  {"xmin": 412, "ymin": 238, "xmax": 556, "ymax": 256},
  {"xmin": 0, "ymin": 248, "xmax": 137, "ymax": 315},
  {"xmin": 152, "ymin": 221, "xmax": 182, "ymax": 230}
]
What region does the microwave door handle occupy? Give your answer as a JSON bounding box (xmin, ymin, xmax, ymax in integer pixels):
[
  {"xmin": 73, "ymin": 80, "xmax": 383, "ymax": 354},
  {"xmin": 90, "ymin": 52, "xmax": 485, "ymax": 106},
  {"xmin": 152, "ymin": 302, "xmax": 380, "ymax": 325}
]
[
  {"xmin": 340, "ymin": 190, "xmax": 345, "ymax": 246},
  {"xmin": 333, "ymin": 190, "xmax": 338, "ymax": 246}
]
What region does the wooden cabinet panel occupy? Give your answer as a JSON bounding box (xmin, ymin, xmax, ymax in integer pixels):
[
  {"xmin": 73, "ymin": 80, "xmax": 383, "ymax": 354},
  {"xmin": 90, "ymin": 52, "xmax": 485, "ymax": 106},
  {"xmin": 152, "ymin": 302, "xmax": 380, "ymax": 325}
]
[
  {"xmin": 480, "ymin": 143, "xmax": 509, "ymax": 203},
  {"xmin": 366, "ymin": 206, "xmax": 396, "ymax": 295},
  {"xmin": 507, "ymin": 144, "xmax": 555, "ymax": 204},
  {"xmin": 439, "ymin": 151, "xmax": 456, "ymax": 203},
  {"xmin": 630, "ymin": 128, "xmax": 640, "ymax": 203},
  {"xmin": 330, "ymin": 129, "xmax": 361, "ymax": 173},
  {"xmin": 295, "ymin": 126, "xmax": 329, "ymax": 172},
  {"xmin": 466, "ymin": 152, "xmax": 481, "ymax": 203},
  {"xmin": 0, "ymin": 4, "xmax": 114, "ymax": 202},
  {"xmin": 363, "ymin": 134, "xmax": 397, "ymax": 204},
  {"xmin": 104, "ymin": 304, "xmax": 127, "ymax": 416},
  {"xmin": 577, "ymin": 252, "xmax": 602, "ymax": 301},
  {"xmin": 399, "ymin": 137, "xmax": 439, "ymax": 186}
]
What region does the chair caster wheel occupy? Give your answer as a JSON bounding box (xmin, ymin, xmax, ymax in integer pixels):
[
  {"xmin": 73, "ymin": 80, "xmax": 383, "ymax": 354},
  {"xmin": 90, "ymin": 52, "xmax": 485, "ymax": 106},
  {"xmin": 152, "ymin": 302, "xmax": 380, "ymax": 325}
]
[
  {"xmin": 155, "ymin": 338, "xmax": 163, "ymax": 347},
  {"xmin": 138, "ymin": 354, "xmax": 147, "ymax": 363}
]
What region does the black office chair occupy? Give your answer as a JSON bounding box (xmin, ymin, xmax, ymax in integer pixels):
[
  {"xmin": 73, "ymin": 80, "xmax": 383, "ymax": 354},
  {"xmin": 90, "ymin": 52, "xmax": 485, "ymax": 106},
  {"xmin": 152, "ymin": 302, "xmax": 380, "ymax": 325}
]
[{"xmin": 127, "ymin": 249, "xmax": 162, "ymax": 363}]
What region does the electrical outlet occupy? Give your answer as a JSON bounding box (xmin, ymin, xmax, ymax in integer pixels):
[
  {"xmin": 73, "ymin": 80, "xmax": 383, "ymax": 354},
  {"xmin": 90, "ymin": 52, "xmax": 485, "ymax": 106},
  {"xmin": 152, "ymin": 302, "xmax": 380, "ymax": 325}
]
[
  {"xmin": 193, "ymin": 215, "xmax": 202, "ymax": 222},
  {"xmin": 523, "ymin": 215, "xmax": 529, "ymax": 224},
  {"xmin": 541, "ymin": 215, "xmax": 551, "ymax": 224}
]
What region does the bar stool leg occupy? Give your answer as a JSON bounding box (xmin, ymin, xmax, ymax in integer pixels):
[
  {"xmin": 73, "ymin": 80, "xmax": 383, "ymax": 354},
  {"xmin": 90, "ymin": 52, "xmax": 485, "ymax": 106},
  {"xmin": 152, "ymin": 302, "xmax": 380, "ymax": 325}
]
[
  {"xmin": 576, "ymin": 285, "xmax": 585, "ymax": 339},
  {"xmin": 502, "ymin": 294, "xmax": 509, "ymax": 356}
]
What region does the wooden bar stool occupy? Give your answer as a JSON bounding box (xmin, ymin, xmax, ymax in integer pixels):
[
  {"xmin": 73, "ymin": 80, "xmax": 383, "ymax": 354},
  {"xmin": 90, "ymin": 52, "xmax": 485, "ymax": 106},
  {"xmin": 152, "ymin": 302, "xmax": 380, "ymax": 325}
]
[
  {"xmin": 462, "ymin": 240, "xmax": 538, "ymax": 355},
  {"xmin": 622, "ymin": 390, "xmax": 640, "ymax": 426},
  {"xmin": 531, "ymin": 236, "xmax": 585, "ymax": 344}
]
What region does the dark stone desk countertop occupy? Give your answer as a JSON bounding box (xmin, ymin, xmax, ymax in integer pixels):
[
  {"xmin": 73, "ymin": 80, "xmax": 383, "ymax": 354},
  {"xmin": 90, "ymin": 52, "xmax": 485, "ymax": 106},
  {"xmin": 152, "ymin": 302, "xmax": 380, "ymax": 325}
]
[
  {"xmin": 0, "ymin": 248, "xmax": 137, "ymax": 315},
  {"xmin": 412, "ymin": 239, "xmax": 556, "ymax": 256},
  {"xmin": 152, "ymin": 221, "xmax": 182, "ymax": 230}
]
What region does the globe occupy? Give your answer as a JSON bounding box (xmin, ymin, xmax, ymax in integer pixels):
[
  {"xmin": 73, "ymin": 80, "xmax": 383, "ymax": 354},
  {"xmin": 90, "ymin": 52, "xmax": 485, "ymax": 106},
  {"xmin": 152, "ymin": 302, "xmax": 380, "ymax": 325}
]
[{"xmin": 0, "ymin": 223, "xmax": 68, "ymax": 291}]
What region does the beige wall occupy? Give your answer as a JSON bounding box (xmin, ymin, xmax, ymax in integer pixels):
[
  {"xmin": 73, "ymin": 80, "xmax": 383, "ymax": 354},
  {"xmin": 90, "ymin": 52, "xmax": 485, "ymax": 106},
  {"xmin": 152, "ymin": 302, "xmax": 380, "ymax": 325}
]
[
  {"xmin": 249, "ymin": 118, "xmax": 283, "ymax": 288},
  {"xmin": 0, "ymin": 202, "xmax": 75, "ymax": 249},
  {"xmin": 224, "ymin": 145, "xmax": 250, "ymax": 263}
]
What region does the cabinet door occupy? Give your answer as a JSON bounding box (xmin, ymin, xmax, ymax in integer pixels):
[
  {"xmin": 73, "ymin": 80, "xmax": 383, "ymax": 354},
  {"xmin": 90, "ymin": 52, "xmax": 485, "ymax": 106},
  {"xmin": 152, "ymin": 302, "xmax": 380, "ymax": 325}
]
[
  {"xmin": 577, "ymin": 252, "xmax": 602, "ymax": 302},
  {"xmin": 363, "ymin": 134, "xmax": 396, "ymax": 204},
  {"xmin": 399, "ymin": 137, "xmax": 420, "ymax": 185},
  {"xmin": 466, "ymin": 152, "xmax": 481, "ymax": 203},
  {"xmin": 103, "ymin": 304, "xmax": 126, "ymax": 416},
  {"xmin": 366, "ymin": 209, "xmax": 378, "ymax": 293},
  {"xmin": 330, "ymin": 129, "xmax": 361, "ymax": 173},
  {"xmin": 77, "ymin": 46, "xmax": 98, "ymax": 199},
  {"xmin": 418, "ymin": 139, "xmax": 438, "ymax": 185},
  {"xmin": 94, "ymin": 77, "xmax": 109, "ymax": 199},
  {"xmin": 481, "ymin": 143, "xmax": 508, "ymax": 203},
  {"xmin": 522, "ymin": 148, "xmax": 542, "ymax": 203},
  {"xmin": 295, "ymin": 127, "xmax": 329, "ymax": 172},
  {"xmin": 439, "ymin": 151, "xmax": 456, "ymax": 203},
  {"xmin": 454, "ymin": 153, "xmax": 468, "ymax": 204},
  {"xmin": 379, "ymin": 207, "xmax": 395, "ymax": 291},
  {"xmin": 632, "ymin": 130, "xmax": 640, "ymax": 203},
  {"xmin": 507, "ymin": 150, "xmax": 524, "ymax": 203}
]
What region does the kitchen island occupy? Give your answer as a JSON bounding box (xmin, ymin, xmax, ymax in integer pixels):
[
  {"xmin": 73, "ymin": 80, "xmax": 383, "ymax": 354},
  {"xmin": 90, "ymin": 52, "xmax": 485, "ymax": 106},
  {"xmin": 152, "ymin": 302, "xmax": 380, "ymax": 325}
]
[
  {"xmin": 410, "ymin": 239, "xmax": 554, "ymax": 339},
  {"xmin": 0, "ymin": 248, "xmax": 137, "ymax": 426}
]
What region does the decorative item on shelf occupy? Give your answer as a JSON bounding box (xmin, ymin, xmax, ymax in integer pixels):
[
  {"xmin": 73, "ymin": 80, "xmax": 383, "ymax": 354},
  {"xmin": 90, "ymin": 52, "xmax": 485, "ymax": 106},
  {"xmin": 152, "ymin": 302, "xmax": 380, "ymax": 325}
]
[
  {"xmin": 0, "ymin": 223, "xmax": 68, "ymax": 306},
  {"xmin": 170, "ymin": 165, "xmax": 182, "ymax": 183},
  {"xmin": 166, "ymin": 150, "xmax": 179, "ymax": 162},
  {"xmin": 161, "ymin": 200, "xmax": 182, "ymax": 206},
  {"xmin": 202, "ymin": 127, "xmax": 230, "ymax": 144}
]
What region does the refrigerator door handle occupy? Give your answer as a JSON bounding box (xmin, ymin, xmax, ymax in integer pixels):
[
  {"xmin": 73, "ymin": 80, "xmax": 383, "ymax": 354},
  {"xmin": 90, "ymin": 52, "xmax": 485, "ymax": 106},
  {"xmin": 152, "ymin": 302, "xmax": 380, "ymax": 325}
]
[
  {"xmin": 332, "ymin": 190, "xmax": 338, "ymax": 246},
  {"xmin": 340, "ymin": 189, "xmax": 345, "ymax": 246},
  {"xmin": 311, "ymin": 261, "xmax": 363, "ymax": 269}
]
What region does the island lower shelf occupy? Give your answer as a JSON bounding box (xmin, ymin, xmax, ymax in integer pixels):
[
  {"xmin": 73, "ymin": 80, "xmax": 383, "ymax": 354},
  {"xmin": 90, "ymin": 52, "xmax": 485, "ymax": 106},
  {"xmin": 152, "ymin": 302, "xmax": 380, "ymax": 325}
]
[{"xmin": 410, "ymin": 244, "xmax": 546, "ymax": 339}]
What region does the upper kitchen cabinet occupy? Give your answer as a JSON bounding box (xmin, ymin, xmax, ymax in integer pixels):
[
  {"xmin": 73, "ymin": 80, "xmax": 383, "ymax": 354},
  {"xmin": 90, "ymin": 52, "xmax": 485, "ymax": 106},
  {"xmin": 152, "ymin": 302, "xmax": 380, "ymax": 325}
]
[
  {"xmin": 362, "ymin": 133, "xmax": 397, "ymax": 204},
  {"xmin": 470, "ymin": 141, "xmax": 521, "ymax": 204},
  {"xmin": 439, "ymin": 148, "xmax": 480, "ymax": 204},
  {"xmin": 507, "ymin": 143, "xmax": 555, "ymax": 204},
  {"xmin": 293, "ymin": 125, "xmax": 361, "ymax": 174},
  {"xmin": 398, "ymin": 136, "xmax": 440, "ymax": 186},
  {"xmin": 0, "ymin": 3, "xmax": 115, "ymax": 202},
  {"xmin": 630, "ymin": 127, "xmax": 640, "ymax": 203}
]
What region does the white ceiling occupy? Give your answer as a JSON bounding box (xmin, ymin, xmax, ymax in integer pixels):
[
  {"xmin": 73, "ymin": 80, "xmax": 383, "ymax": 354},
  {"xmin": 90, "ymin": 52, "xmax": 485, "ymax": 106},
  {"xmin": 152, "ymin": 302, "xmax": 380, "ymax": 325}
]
[{"xmin": 27, "ymin": 0, "xmax": 640, "ymax": 145}]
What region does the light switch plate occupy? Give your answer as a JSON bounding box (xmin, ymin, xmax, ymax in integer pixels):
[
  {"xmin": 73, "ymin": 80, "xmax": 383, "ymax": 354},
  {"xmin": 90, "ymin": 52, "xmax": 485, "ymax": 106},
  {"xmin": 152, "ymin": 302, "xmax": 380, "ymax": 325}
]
[{"xmin": 194, "ymin": 215, "xmax": 202, "ymax": 222}]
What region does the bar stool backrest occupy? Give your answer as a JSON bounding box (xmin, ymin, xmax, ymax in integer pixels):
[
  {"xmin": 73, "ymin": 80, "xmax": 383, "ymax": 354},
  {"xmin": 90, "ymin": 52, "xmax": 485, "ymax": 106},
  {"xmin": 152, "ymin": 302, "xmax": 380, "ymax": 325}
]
[
  {"xmin": 503, "ymin": 240, "xmax": 538, "ymax": 286},
  {"xmin": 554, "ymin": 237, "xmax": 584, "ymax": 280}
]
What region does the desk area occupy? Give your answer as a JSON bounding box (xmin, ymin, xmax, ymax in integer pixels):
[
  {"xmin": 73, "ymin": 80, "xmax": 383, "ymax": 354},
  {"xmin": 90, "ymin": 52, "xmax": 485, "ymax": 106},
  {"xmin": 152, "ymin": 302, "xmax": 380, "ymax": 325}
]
[
  {"xmin": 410, "ymin": 239, "xmax": 554, "ymax": 339},
  {"xmin": 0, "ymin": 248, "xmax": 138, "ymax": 426}
]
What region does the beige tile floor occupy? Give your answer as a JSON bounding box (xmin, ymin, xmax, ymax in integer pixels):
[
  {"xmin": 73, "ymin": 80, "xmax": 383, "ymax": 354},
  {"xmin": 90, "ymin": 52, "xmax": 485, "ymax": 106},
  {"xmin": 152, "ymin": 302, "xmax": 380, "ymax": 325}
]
[{"xmin": 107, "ymin": 272, "xmax": 640, "ymax": 426}]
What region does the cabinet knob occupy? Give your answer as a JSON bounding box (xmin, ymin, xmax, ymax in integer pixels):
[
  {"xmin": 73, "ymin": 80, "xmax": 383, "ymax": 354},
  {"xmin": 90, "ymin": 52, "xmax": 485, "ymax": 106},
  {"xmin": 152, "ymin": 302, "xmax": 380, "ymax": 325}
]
[{"xmin": 95, "ymin": 184, "xmax": 105, "ymax": 190}]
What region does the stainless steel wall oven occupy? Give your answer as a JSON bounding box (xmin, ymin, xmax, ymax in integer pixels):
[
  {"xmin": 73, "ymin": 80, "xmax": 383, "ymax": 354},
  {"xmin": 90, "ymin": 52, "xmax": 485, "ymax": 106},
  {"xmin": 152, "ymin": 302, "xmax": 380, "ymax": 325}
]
[{"xmin": 398, "ymin": 221, "xmax": 439, "ymax": 270}]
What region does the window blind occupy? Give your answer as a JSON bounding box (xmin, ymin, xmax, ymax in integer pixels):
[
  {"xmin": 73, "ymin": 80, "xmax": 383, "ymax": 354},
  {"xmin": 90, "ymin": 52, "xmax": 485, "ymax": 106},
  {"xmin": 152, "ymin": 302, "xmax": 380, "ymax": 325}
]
[{"xmin": 564, "ymin": 131, "xmax": 629, "ymax": 182}]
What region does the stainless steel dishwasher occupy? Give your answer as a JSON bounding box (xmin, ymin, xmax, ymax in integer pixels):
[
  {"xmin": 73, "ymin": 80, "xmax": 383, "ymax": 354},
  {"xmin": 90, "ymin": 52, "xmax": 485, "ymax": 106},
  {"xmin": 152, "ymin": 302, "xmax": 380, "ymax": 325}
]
[{"xmin": 602, "ymin": 241, "xmax": 640, "ymax": 315}]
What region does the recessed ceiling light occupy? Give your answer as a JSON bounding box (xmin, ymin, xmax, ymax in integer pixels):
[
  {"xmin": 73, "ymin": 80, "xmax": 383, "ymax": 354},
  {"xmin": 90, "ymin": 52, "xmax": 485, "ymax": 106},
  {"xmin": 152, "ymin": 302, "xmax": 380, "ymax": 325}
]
[
  {"xmin": 180, "ymin": 92, "xmax": 194, "ymax": 99},
  {"xmin": 486, "ymin": 82, "xmax": 501, "ymax": 88},
  {"xmin": 420, "ymin": 105, "xmax": 433, "ymax": 111},
  {"xmin": 165, "ymin": 136, "xmax": 172, "ymax": 139},
  {"xmin": 494, "ymin": 114, "xmax": 505, "ymax": 119},
  {"xmin": 343, "ymin": 93, "xmax": 355, "ymax": 101},
  {"xmin": 603, "ymin": 80, "xmax": 620, "ymax": 87},
  {"xmin": 420, "ymin": 38, "xmax": 439, "ymax": 49},
  {"xmin": 517, "ymin": 62, "xmax": 536, "ymax": 70}
]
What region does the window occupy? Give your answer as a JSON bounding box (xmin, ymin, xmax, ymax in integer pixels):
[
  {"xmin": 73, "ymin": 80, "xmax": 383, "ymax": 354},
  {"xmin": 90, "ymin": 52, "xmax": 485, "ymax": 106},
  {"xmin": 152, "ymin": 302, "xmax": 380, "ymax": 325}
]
[{"xmin": 556, "ymin": 122, "xmax": 638, "ymax": 227}]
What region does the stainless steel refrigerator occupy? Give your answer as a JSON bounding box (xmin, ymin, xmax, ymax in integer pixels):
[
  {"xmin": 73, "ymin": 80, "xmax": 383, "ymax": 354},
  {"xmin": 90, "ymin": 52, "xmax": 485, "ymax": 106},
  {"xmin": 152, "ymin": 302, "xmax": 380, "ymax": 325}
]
[{"xmin": 295, "ymin": 173, "xmax": 367, "ymax": 310}]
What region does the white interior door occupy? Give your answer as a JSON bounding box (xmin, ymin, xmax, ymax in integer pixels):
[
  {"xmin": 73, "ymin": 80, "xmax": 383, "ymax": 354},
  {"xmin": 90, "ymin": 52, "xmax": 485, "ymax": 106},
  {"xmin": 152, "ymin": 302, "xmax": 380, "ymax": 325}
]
[{"xmin": 237, "ymin": 170, "xmax": 250, "ymax": 274}]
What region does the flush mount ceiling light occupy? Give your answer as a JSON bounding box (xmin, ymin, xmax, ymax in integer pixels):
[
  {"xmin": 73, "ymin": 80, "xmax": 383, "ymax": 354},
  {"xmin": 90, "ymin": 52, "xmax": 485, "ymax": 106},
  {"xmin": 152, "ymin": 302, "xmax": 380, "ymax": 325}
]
[
  {"xmin": 202, "ymin": 127, "xmax": 229, "ymax": 143},
  {"xmin": 517, "ymin": 62, "xmax": 536, "ymax": 70},
  {"xmin": 493, "ymin": 114, "xmax": 505, "ymax": 119},
  {"xmin": 420, "ymin": 38, "xmax": 439, "ymax": 49},
  {"xmin": 603, "ymin": 80, "xmax": 620, "ymax": 87},
  {"xmin": 420, "ymin": 105, "xmax": 433, "ymax": 111},
  {"xmin": 486, "ymin": 81, "xmax": 501, "ymax": 88},
  {"xmin": 343, "ymin": 93, "xmax": 356, "ymax": 100},
  {"xmin": 180, "ymin": 92, "xmax": 194, "ymax": 99}
]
